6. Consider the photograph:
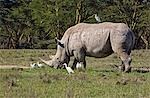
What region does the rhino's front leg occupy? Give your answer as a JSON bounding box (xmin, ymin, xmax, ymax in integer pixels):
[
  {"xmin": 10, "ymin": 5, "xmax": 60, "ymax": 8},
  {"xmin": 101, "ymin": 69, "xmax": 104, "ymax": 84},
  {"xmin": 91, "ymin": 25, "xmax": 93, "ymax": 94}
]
[
  {"xmin": 72, "ymin": 49, "xmax": 86, "ymax": 71},
  {"xmin": 71, "ymin": 58, "xmax": 77, "ymax": 70},
  {"xmin": 76, "ymin": 61, "xmax": 86, "ymax": 70},
  {"xmin": 72, "ymin": 58, "xmax": 86, "ymax": 70}
]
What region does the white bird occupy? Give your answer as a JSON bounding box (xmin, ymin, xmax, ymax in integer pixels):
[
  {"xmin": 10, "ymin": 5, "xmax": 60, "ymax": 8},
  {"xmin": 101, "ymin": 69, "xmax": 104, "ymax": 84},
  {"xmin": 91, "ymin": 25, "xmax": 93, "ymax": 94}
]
[
  {"xmin": 142, "ymin": 0, "xmax": 147, "ymax": 3},
  {"xmin": 63, "ymin": 63, "xmax": 74, "ymax": 74},
  {"xmin": 30, "ymin": 63, "xmax": 38, "ymax": 68},
  {"xmin": 76, "ymin": 62, "xmax": 82, "ymax": 69},
  {"xmin": 94, "ymin": 14, "xmax": 101, "ymax": 23},
  {"xmin": 37, "ymin": 62, "xmax": 44, "ymax": 68}
]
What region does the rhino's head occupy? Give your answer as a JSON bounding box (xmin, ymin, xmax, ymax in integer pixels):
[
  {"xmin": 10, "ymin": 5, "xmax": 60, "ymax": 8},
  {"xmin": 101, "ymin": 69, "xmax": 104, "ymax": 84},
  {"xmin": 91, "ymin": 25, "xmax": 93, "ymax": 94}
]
[{"xmin": 40, "ymin": 38, "xmax": 70, "ymax": 69}]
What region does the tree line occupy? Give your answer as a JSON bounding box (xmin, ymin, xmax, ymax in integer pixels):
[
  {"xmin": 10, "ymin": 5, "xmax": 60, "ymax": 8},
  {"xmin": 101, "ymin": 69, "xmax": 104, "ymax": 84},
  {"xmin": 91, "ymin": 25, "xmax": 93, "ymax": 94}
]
[{"xmin": 0, "ymin": 0, "xmax": 150, "ymax": 49}]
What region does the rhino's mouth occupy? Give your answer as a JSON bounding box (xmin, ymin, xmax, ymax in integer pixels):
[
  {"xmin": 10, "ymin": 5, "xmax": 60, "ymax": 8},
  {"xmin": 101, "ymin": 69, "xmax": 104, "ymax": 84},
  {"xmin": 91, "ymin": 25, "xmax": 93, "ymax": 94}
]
[
  {"xmin": 55, "ymin": 65, "xmax": 62, "ymax": 69},
  {"xmin": 53, "ymin": 62, "xmax": 65, "ymax": 69},
  {"xmin": 39, "ymin": 57, "xmax": 64, "ymax": 69}
]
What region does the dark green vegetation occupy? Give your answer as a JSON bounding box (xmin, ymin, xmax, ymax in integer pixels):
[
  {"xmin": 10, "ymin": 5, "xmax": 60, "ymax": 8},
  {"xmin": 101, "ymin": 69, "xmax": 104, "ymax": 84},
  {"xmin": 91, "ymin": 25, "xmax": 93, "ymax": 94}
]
[
  {"xmin": 0, "ymin": 49, "xmax": 150, "ymax": 98},
  {"xmin": 0, "ymin": 0, "xmax": 150, "ymax": 49}
]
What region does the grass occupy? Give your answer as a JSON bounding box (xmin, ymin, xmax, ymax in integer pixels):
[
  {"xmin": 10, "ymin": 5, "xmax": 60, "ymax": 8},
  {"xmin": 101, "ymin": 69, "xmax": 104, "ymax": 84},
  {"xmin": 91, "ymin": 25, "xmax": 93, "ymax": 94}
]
[
  {"xmin": 0, "ymin": 49, "xmax": 150, "ymax": 98},
  {"xmin": 0, "ymin": 49, "xmax": 55, "ymax": 66}
]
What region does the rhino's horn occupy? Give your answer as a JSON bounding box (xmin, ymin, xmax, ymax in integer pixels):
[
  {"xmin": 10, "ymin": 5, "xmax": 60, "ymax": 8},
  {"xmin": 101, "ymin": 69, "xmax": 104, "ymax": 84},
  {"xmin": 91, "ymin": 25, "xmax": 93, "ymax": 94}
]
[
  {"xmin": 49, "ymin": 55, "xmax": 54, "ymax": 60},
  {"xmin": 39, "ymin": 57, "xmax": 52, "ymax": 66}
]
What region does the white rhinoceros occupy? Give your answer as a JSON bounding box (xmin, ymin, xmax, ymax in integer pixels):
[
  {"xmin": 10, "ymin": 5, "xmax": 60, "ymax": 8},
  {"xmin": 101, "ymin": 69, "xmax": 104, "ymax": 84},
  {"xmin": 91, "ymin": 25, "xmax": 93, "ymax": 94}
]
[{"xmin": 41, "ymin": 22, "xmax": 135, "ymax": 72}]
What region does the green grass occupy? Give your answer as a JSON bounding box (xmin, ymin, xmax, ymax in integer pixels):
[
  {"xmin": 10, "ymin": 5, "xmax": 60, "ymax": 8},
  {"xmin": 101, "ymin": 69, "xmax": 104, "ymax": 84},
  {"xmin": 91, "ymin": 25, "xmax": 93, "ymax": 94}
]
[
  {"xmin": 0, "ymin": 49, "xmax": 150, "ymax": 98},
  {"xmin": 0, "ymin": 49, "xmax": 55, "ymax": 66}
]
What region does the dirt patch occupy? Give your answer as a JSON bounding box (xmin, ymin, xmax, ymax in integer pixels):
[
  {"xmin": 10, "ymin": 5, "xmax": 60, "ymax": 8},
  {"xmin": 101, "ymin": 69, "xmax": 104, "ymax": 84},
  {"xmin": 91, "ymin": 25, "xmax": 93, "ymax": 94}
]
[{"xmin": 0, "ymin": 65, "xmax": 30, "ymax": 69}]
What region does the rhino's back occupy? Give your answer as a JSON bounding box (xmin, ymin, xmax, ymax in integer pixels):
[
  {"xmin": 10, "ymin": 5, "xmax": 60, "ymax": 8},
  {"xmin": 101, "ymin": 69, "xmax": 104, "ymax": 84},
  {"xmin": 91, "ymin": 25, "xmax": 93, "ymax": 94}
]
[{"xmin": 64, "ymin": 22, "xmax": 134, "ymax": 57}]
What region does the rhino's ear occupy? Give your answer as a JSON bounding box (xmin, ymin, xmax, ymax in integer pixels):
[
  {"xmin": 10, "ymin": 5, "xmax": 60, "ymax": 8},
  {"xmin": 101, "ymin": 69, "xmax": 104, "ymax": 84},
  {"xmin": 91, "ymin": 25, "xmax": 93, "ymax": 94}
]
[
  {"xmin": 58, "ymin": 41, "xmax": 64, "ymax": 48},
  {"xmin": 55, "ymin": 37, "xmax": 60, "ymax": 43},
  {"xmin": 55, "ymin": 37, "xmax": 64, "ymax": 48}
]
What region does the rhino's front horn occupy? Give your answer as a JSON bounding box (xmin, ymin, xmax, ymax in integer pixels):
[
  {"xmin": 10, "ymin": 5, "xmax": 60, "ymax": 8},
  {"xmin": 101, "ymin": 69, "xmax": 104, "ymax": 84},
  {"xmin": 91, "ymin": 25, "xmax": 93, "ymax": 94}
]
[
  {"xmin": 39, "ymin": 57, "xmax": 52, "ymax": 67},
  {"xmin": 49, "ymin": 55, "xmax": 54, "ymax": 60}
]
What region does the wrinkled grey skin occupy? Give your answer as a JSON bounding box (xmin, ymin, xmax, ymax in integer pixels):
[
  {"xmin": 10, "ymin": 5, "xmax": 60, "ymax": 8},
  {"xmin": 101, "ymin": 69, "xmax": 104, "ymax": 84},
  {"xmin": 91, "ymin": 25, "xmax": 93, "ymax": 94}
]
[{"xmin": 45, "ymin": 22, "xmax": 135, "ymax": 72}]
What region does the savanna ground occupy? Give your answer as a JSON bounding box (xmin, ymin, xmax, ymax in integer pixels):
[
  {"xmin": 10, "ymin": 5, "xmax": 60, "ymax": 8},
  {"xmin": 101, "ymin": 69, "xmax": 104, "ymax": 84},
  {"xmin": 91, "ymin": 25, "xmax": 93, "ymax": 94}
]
[{"xmin": 0, "ymin": 49, "xmax": 150, "ymax": 98}]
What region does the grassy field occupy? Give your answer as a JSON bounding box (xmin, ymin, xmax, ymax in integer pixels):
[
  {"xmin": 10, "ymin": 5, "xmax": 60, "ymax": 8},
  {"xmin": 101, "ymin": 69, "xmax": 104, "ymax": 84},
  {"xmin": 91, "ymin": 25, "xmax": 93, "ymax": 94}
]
[{"xmin": 0, "ymin": 49, "xmax": 150, "ymax": 98}]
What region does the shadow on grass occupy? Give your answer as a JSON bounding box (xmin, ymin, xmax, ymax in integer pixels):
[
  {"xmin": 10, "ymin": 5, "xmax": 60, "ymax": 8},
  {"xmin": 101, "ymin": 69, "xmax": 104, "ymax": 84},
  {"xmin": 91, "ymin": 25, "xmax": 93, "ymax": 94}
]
[
  {"xmin": 92, "ymin": 69, "xmax": 115, "ymax": 73},
  {"xmin": 89, "ymin": 65, "xmax": 150, "ymax": 73},
  {"xmin": 110, "ymin": 65, "xmax": 150, "ymax": 73}
]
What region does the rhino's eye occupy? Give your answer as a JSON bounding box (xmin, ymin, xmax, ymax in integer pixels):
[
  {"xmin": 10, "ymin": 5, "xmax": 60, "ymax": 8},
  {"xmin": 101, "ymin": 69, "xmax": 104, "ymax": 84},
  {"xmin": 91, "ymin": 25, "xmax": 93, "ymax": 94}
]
[{"xmin": 56, "ymin": 58, "xmax": 59, "ymax": 60}]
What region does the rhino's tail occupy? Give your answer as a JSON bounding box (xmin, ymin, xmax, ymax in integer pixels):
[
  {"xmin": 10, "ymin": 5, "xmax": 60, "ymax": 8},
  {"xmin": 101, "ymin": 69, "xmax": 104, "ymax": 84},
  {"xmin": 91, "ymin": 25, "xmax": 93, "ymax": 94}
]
[{"xmin": 129, "ymin": 29, "xmax": 135, "ymax": 50}]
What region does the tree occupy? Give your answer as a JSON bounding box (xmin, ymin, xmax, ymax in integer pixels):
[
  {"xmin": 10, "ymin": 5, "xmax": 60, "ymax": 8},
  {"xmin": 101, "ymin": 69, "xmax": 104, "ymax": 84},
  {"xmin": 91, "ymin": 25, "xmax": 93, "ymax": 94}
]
[
  {"xmin": 0, "ymin": 0, "xmax": 150, "ymax": 49},
  {"xmin": 99, "ymin": 0, "xmax": 150, "ymax": 49}
]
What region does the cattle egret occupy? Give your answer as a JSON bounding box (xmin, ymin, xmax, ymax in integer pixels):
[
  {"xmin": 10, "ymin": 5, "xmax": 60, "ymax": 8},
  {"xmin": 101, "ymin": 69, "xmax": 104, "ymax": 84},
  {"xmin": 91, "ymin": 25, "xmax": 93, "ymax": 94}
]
[
  {"xmin": 94, "ymin": 14, "xmax": 101, "ymax": 23},
  {"xmin": 76, "ymin": 62, "xmax": 82, "ymax": 69},
  {"xmin": 63, "ymin": 63, "xmax": 74, "ymax": 74},
  {"xmin": 142, "ymin": 0, "xmax": 147, "ymax": 3},
  {"xmin": 30, "ymin": 63, "xmax": 37, "ymax": 68},
  {"xmin": 37, "ymin": 62, "xmax": 44, "ymax": 68}
]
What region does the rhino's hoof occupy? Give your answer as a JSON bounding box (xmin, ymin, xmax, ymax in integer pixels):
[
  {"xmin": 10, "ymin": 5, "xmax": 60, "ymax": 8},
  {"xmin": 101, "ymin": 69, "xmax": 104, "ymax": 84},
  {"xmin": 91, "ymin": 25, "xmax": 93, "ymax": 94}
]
[
  {"xmin": 118, "ymin": 65, "xmax": 125, "ymax": 72},
  {"xmin": 124, "ymin": 67, "xmax": 131, "ymax": 73}
]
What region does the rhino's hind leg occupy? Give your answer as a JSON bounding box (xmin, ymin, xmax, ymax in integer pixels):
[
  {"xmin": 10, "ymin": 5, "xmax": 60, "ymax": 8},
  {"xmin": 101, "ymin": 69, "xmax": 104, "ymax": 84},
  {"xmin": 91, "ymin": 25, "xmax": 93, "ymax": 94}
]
[
  {"xmin": 119, "ymin": 52, "xmax": 132, "ymax": 72},
  {"xmin": 119, "ymin": 62, "xmax": 125, "ymax": 71}
]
